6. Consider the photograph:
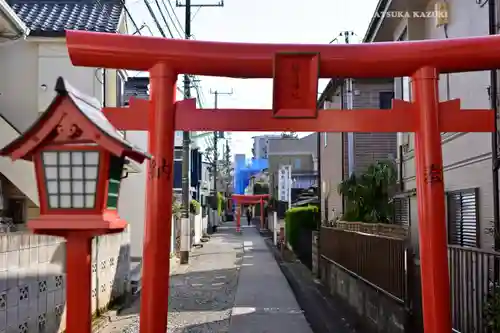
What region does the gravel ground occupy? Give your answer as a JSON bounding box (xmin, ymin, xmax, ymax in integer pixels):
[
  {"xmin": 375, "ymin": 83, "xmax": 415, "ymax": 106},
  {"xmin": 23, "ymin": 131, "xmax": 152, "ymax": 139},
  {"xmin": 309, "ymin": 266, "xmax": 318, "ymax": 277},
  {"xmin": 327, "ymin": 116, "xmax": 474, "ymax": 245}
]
[{"xmin": 97, "ymin": 225, "xmax": 243, "ymax": 333}]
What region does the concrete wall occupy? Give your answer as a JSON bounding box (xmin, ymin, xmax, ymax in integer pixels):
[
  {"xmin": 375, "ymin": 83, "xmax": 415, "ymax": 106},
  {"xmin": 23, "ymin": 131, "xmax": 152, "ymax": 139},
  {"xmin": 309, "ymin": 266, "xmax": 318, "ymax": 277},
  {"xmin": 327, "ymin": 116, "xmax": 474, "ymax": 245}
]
[
  {"xmin": 118, "ymin": 131, "xmax": 148, "ymax": 260},
  {"xmin": 320, "ymin": 257, "xmax": 406, "ymax": 333},
  {"xmin": 0, "ymin": 230, "xmax": 129, "ymax": 332}
]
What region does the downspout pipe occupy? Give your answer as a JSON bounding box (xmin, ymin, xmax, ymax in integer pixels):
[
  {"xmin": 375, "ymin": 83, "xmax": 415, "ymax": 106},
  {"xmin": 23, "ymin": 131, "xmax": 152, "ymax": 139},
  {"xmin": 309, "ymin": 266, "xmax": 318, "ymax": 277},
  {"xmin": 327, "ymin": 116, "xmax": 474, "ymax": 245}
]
[
  {"xmin": 317, "ymin": 129, "xmax": 322, "ymax": 225},
  {"xmin": 399, "ymin": 145, "xmax": 404, "ymax": 192},
  {"xmin": 340, "ymin": 81, "xmax": 346, "ymax": 213},
  {"xmin": 490, "ymin": 0, "xmax": 500, "ymax": 252}
]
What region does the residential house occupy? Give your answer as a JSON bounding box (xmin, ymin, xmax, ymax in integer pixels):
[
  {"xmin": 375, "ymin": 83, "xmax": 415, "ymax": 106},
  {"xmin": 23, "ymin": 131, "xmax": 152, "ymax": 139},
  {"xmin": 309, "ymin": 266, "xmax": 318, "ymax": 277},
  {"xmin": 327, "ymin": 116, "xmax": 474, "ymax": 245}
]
[
  {"xmin": 352, "ymin": 1, "xmax": 495, "ymax": 331},
  {"xmin": 317, "ymin": 79, "xmax": 397, "ymax": 221},
  {"xmin": 252, "ymin": 134, "xmax": 281, "ymax": 159},
  {"xmin": 365, "ymin": 0, "xmax": 493, "ymax": 250},
  {"xmin": 0, "ymin": 0, "xmax": 137, "ymax": 331},
  {"xmin": 267, "ymin": 134, "xmax": 318, "ymax": 199},
  {"xmin": 122, "ymin": 76, "xmax": 204, "ymax": 257}
]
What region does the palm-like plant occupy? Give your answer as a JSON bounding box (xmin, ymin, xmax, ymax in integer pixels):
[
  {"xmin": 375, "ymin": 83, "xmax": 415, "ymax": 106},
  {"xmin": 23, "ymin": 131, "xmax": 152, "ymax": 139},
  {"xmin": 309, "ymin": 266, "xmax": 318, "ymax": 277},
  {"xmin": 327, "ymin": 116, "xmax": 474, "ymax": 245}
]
[{"xmin": 337, "ymin": 161, "xmax": 397, "ymax": 223}]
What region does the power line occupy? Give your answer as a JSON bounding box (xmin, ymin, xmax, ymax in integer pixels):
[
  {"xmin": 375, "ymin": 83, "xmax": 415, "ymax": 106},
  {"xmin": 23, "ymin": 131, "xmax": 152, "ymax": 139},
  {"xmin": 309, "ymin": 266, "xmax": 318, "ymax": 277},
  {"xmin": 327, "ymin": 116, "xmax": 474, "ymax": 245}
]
[
  {"xmin": 153, "ymin": 0, "xmax": 175, "ymax": 37},
  {"xmin": 120, "ymin": 0, "xmax": 141, "ymax": 34},
  {"xmin": 162, "ymin": 0, "xmax": 184, "ymax": 37},
  {"xmin": 143, "ymin": 0, "xmax": 169, "ymax": 37},
  {"xmin": 178, "ymin": 0, "xmax": 224, "ymax": 263}
]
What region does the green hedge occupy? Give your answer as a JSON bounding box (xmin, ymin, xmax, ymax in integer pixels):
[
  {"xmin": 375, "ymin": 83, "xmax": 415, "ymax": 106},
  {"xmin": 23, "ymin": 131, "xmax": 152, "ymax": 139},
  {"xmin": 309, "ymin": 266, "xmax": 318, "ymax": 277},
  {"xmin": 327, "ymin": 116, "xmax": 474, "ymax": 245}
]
[
  {"xmin": 190, "ymin": 199, "xmax": 201, "ymax": 215},
  {"xmin": 285, "ymin": 205, "xmax": 319, "ymax": 250}
]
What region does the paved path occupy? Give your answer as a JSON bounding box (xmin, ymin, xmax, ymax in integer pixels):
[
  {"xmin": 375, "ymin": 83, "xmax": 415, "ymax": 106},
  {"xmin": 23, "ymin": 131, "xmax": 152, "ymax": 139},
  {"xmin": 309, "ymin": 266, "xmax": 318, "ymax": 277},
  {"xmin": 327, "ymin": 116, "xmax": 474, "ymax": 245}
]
[
  {"xmin": 96, "ymin": 219, "xmax": 312, "ymax": 332},
  {"xmin": 228, "ymin": 225, "xmax": 313, "ymax": 333}
]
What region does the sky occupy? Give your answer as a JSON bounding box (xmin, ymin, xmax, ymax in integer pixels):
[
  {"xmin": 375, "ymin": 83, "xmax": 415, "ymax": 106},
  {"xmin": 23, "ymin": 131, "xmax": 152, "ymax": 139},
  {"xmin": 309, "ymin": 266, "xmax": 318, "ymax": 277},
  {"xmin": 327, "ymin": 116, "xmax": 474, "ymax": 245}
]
[{"xmin": 127, "ymin": 0, "xmax": 379, "ymax": 157}]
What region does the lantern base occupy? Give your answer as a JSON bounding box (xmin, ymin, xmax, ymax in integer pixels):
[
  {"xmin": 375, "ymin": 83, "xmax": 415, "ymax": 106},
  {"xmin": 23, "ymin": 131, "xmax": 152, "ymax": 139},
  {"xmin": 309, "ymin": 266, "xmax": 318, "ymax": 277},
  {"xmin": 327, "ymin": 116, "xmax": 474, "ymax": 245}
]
[{"xmin": 27, "ymin": 210, "xmax": 126, "ymax": 234}]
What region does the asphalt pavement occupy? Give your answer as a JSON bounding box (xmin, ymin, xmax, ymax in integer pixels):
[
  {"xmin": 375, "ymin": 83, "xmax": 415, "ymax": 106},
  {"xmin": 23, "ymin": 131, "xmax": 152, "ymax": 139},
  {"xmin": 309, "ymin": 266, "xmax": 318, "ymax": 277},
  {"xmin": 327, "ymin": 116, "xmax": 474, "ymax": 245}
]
[{"xmin": 95, "ymin": 219, "xmax": 312, "ymax": 333}]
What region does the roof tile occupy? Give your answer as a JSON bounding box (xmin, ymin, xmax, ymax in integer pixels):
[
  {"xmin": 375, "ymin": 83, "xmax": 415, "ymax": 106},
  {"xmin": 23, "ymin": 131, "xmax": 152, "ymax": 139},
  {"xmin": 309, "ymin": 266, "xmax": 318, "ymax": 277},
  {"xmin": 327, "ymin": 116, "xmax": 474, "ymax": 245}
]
[{"xmin": 8, "ymin": 0, "xmax": 124, "ymax": 36}]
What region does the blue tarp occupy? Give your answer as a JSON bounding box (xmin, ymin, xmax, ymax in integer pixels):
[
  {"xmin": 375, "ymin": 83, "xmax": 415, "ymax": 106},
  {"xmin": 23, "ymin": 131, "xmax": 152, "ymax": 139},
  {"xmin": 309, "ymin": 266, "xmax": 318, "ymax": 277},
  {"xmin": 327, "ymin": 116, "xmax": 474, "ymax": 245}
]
[{"xmin": 233, "ymin": 157, "xmax": 268, "ymax": 195}]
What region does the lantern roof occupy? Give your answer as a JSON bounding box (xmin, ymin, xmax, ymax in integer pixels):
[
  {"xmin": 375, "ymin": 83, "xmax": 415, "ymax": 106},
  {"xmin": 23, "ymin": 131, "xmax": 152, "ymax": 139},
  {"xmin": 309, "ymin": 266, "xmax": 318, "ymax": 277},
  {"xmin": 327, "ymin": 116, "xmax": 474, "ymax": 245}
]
[{"xmin": 0, "ymin": 77, "xmax": 150, "ymax": 163}]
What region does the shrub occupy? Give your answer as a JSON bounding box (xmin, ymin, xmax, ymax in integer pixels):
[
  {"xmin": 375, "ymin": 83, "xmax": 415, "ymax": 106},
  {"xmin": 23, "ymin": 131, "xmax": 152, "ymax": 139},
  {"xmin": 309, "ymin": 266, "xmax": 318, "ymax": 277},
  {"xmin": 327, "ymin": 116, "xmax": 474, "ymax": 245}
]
[
  {"xmin": 285, "ymin": 205, "xmax": 319, "ymax": 250},
  {"xmin": 217, "ymin": 192, "xmax": 223, "ymax": 216},
  {"xmin": 172, "ymin": 201, "xmax": 181, "ymax": 218},
  {"xmin": 337, "ymin": 161, "xmax": 397, "ymax": 223},
  {"xmin": 190, "ymin": 199, "xmax": 201, "ymax": 215},
  {"xmin": 253, "ymin": 182, "xmax": 269, "ymax": 195},
  {"xmin": 484, "ymin": 283, "xmax": 500, "ymax": 332}
]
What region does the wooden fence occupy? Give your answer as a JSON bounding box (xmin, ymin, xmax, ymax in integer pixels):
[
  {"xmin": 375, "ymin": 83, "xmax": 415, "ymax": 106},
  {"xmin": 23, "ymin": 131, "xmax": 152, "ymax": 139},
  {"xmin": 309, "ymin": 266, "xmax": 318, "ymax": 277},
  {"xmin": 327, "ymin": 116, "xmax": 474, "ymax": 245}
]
[{"xmin": 320, "ymin": 227, "xmax": 407, "ymax": 300}]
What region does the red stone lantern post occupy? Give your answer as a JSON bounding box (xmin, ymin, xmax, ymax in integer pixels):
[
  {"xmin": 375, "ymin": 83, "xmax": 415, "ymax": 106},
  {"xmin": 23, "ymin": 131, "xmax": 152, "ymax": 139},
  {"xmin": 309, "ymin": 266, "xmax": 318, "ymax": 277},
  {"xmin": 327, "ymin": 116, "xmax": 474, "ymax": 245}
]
[{"xmin": 0, "ymin": 77, "xmax": 150, "ymax": 333}]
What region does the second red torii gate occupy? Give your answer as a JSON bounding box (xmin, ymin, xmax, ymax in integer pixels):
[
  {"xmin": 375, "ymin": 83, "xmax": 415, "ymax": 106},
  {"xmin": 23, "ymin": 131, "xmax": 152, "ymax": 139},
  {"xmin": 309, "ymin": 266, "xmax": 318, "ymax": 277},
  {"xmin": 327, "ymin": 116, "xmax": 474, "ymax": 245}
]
[
  {"xmin": 232, "ymin": 194, "xmax": 270, "ymax": 232},
  {"xmin": 64, "ymin": 30, "xmax": 500, "ymax": 333}
]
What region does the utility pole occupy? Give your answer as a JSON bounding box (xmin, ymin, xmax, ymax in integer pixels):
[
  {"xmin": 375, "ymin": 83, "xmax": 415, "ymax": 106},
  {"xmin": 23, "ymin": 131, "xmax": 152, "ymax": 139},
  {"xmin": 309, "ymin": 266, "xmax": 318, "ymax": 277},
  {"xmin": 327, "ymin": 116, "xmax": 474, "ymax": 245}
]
[
  {"xmin": 208, "ymin": 89, "xmax": 232, "ymax": 231},
  {"xmin": 176, "ymin": 0, "xmax": 224, "ymax": 264},
  {"xmin": 336, "ymin": 31, "xmax": 356, "ymax": 175}
]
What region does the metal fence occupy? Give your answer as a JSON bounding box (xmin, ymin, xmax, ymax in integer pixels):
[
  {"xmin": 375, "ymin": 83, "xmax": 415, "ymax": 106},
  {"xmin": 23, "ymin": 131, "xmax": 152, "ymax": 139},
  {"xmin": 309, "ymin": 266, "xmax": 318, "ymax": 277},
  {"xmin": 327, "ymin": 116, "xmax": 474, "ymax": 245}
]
[
  {"xmin": 448, "ymin": 245, "xmax": 500, "ymax": 333},
  {"xmin": 320, "ymin": 227, "xmax": 407, "ymax": 301}
]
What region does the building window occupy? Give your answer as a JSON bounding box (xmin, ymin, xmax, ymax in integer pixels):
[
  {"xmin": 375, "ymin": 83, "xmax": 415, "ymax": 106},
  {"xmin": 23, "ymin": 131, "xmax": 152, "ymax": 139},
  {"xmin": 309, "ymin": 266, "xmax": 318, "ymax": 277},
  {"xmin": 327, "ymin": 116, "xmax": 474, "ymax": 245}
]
[
  {"xmin": 116, "ymin": 72, "xmax": 124, "ymax": 107},
  {"xmin": 402, "ymin": 77, "xmax": 411, "ymax": 102},
  {"xmin": 447, "ymin": 188, "xmax": 479, "ymax": 248},
  {"xmin": 6, "ymin": 198, "xmax": 25, "ymax": 224},
  {"xmin": 174, "ymin": 149, "xmax": 183, "ymax": 160},
  {"xmin": 393, "ymin": 196, "xmax": 410, "ymax": 226},
  {"xmin": 379, "ymin": 91, "xmax": 394, "ymax": 109},
  {"xmin": 324, "ymin": 132, "xmax": 328, "ymax": 147},
  {"xmin": 294, "ymin": 158, "xmax": 301, "ymax": 170}
]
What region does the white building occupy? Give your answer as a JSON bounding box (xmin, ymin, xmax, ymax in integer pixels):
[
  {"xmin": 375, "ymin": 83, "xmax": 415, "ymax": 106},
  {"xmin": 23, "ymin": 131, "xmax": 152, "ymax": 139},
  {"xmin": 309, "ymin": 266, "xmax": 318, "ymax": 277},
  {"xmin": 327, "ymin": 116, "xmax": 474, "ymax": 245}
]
[
  {"xmin": 252, "ymin": 134, "xmax": 281, "ymax": 159},
  {"xmin": 0, "ymin": 0, "xmax": 141, "ymax": 331}
]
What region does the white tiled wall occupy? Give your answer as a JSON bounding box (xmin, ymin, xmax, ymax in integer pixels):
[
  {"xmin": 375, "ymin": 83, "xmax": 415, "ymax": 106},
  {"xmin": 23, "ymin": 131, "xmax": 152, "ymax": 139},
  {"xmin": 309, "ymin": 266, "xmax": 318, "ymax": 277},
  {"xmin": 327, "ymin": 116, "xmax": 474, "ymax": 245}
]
[{"xmin": 0, "ymin": 230, "xmax": 130, "ymax": 333}]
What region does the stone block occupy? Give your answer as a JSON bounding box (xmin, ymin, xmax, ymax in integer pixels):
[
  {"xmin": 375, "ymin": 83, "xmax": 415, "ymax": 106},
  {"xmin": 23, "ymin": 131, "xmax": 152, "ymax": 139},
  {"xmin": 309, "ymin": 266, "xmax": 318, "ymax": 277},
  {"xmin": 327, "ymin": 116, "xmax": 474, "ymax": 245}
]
[
  {"xmin": 5, "ymin": 270, "xmax": 17, "ymax": 290},
  {"xmin": 0, "ymin": 309, "xmax": 6, "ymax": 331},
  {"xmin": 6, "ymin": 236, "xmax": 19, "ymax": 252},
  {"xmin": 6, "ymin": 252, "xmax": 18, "ymax": 270},
  {"xmin": 6, "ymin": 288, "xmax": 18, "ymax": 309},
  {"xmin": 0, "ymin": 272, "xmax": 6, "ymax": 293},
  {"xmin": 37, "ymin": 293, "xmax": 47, "ymax": 313},
  {"xmin": 0, "ymin": 254, "xmax": 6, "ymax": 272},
  {"xmin": 47, "ymin": 291, "xmax": 56, "ymax": 313},
  {"xmin": 336, "ymin": 269, "xmax": 349, "ymax": 300},
  {"xmin": 29, "ymin": 248, "xmax": 38, "ymax": 266},
  {"xmin": 38, "ymin": 246, "xmax": 49, "ymax": 264},
  {"xmin": 18, "ymin": 250, "xmax": 29, "ymax": 268},
  {"xmin": 0, "ymin": 236, "xmax": 8, "ymax": 253},
  {"xmin": 19, "ymin": 235, "xmax": 29, "ymax": 250},
  {"xmin": 18, "ymin": 303, "xmax": 28, "ymax": 322},
  {"xmin": 348, "ymin": 275, "xmax": 363, "ymax": 312},
  {"xmin": 29, "ymin": 235, "xmax": 38, "ymax": 248},
  {"xmin": 5, "ymin": 306, "xmax": 17, "ymax": 328},
  {"xmin": 38, "ymin": 236, "xmax": 48, "ymax": 246}
]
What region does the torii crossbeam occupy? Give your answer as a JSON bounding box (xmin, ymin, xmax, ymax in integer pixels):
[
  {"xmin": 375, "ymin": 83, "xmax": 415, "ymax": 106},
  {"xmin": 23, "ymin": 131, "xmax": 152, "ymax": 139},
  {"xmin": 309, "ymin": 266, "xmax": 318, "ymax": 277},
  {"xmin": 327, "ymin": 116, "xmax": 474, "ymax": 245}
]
[{"xmin": 65, "ymin": 30, "xmax": 500, "ymax": 333}]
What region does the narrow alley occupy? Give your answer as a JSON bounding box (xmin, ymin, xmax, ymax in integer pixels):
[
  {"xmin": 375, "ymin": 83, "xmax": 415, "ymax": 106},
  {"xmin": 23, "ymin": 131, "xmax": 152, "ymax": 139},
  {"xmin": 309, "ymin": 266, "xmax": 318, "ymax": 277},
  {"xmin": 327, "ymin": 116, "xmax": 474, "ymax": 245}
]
[{"xmin": 96, "ymin": 220, "xmax": 313, "ymax": 333}]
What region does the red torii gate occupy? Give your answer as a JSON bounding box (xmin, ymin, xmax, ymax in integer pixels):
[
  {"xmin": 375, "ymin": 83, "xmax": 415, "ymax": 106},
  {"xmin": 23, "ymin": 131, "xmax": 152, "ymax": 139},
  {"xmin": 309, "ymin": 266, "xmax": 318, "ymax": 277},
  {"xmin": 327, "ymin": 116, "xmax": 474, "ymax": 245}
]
[
  {"xmin": 64, "ymin": 30, "xmax": 500, "ymax": 333},
  {"xmin": 232, "ymin": 194, "xmax": 270, "ymax": 232}
]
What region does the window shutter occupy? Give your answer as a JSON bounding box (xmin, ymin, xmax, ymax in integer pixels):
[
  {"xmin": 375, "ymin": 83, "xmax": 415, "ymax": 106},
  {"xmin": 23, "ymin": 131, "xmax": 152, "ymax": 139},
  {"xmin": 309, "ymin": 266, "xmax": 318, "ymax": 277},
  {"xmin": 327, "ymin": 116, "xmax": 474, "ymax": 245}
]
[
  {"xmin": 447, "ymin": 189, "xmax": 479, "ymax": 247},
  {"xmin": 393, "ymin": 197, "xmax": 410, "ymax": 226}
]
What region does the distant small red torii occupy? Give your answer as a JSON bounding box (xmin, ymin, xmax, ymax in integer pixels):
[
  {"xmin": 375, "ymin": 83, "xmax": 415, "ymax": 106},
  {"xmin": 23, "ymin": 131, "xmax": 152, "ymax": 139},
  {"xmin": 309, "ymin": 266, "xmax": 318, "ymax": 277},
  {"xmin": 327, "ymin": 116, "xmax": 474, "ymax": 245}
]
[{"xmin": 232, "ymin": 194, "xmax": 270, "ymax": 232}]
